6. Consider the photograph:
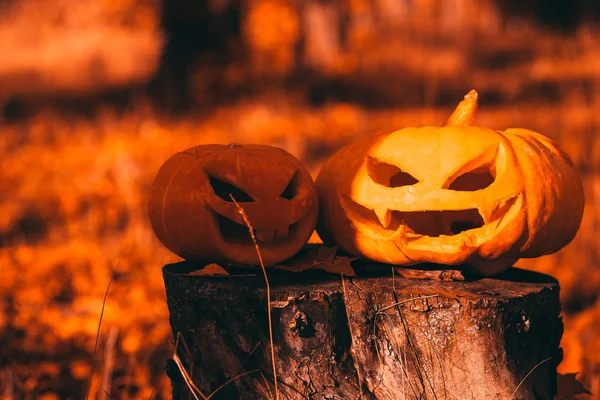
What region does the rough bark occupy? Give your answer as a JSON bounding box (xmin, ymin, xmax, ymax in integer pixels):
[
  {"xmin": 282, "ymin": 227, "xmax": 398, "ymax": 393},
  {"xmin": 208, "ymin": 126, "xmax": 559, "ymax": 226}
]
[{"xmin": 162, "ymin": 259, "xmax": 562, "ymax": 400}]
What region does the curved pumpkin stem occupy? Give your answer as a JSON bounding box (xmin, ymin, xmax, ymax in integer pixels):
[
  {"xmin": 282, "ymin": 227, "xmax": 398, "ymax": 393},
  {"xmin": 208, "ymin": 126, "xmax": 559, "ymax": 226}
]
[{"xmin": 444, "ymin": 89, "xmax": 479, "ymax": 127}]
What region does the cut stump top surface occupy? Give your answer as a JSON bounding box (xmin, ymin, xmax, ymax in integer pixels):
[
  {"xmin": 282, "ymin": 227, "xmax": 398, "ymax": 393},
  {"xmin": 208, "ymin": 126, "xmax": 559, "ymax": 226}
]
[{"xmin": 163, "ymin": 251, "xmax": 559, "ymax": 302}]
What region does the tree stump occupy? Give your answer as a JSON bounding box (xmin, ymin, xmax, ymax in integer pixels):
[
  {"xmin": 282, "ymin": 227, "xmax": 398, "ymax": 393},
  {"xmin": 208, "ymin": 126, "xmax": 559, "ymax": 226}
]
[{"xmin": 162, "ymin": 254, "xmax": 563, "ymax": 400}]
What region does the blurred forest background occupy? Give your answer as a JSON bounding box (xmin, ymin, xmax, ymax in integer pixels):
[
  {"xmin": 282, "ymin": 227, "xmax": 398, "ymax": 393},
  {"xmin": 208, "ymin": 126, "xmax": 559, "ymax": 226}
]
[{"xmin": 1, "ymin": 0, "xmax": 600, "ymax": 398}]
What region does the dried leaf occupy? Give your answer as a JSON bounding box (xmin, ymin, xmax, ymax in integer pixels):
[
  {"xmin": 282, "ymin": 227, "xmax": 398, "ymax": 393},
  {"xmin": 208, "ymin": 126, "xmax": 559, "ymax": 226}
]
[
  {"xmin": 555, "ymin": 373, "xmax": 593, "ymax": 400},
  {"xmin": 272, "ymin": 245, "xmax": 338, "ymax": 272},
  {"xmin": 270, "ymin": 262, "xmax": 313, "ymax": 273},
  {"xmin": 394, "ymin": 267, "xmax": 465, "ymax": 281},
  {"xmin": 186, "ymin": 263, "xmax": 230, "ymax": 277},
  {"xmin": 271, "ymin": 245, "xmax": 356, "ymax": 276},
  {"xmin": 312, "ymin": 245, "xmax": 338, "ymax": 262},
  {"xmin": 315, "ymin": 256, "xmax": 357, "ymax": 277}
]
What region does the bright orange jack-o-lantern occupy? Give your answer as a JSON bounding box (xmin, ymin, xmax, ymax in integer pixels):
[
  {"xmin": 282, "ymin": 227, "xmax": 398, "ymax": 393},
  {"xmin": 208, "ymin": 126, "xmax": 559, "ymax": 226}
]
[
  {"xmin": 315, "ymin": 90, "xmax": 585, "ymax": 276},
  {"xmin": 148, "ymin": 143, "xmax": 318, "ymax": 265}
]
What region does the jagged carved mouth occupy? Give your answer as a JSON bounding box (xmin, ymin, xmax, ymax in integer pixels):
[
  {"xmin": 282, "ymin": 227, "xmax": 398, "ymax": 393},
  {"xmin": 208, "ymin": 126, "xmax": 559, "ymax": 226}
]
[
  {"xmin": 213, "ymin": 211, "xmax": 298, "ymax": 246},
  {"xmin": 341, "ymin": 196, "xmax": 517, "ymax": 238},
  {"xmin": 387, "ymin": 209, "xmax": 484, "ymax": 236}
]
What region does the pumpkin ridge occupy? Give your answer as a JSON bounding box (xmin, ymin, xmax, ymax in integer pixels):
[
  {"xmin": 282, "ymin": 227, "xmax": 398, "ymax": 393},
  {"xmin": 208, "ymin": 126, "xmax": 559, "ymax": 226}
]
[{"xmin": 159, "ymin": 161, "xmax": 188, "ymax": 250}]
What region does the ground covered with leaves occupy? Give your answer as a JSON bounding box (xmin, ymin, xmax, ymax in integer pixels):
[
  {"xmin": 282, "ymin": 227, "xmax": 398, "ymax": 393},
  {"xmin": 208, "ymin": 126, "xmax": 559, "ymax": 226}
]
[{"xmin": 0, "ymin": 96, "xmax": 599, "ymax": 398}]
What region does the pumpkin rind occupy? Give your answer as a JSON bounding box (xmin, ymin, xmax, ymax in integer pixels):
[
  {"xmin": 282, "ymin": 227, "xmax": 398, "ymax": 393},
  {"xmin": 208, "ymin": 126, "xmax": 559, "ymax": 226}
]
[
  {"xmin": 315, "ymin": 91, "xmax": 584, "ymax": 276},
  {"xmin": 149, "ymin": 144, "xmax": 319, "ymax": 265}
]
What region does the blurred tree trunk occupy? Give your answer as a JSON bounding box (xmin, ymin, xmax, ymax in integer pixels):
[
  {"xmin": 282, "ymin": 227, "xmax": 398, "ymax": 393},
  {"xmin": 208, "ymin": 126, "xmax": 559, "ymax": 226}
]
[{"xmin": 301, "ymin": 0, "xmax": 345, "ymax": 73}]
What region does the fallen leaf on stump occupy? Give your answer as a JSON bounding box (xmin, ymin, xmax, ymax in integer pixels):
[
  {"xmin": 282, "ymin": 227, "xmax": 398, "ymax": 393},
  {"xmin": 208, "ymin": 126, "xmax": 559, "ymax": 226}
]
[
  {"xmin": 315, "ymin": 256, "xmax": 357, "ymax": 277},
  {"xmin": 273, "ymin": 245, "xmax": 357, "ymax": 276},
  {"xmin": 393, "ymin": 267, "xmax": 466, "ymax": 281},
  {"xmin": 185, "ymin": 263, "xmax": 231, "ymax": 277}
]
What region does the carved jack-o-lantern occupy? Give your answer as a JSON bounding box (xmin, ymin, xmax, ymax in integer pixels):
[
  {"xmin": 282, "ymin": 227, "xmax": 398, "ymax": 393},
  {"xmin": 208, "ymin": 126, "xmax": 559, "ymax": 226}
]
[
  {"xmin": 315, "ymin": 90, "xmax": 585, "ymax": 276},
  {"xmin": 148, "ymin": 143, "xmax": 318, "ymax": 265}
]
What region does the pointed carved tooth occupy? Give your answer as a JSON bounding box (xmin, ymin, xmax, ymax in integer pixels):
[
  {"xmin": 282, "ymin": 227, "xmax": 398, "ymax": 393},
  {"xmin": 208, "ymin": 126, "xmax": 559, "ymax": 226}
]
[
  {"xmin": 373, "ymin": 206, "xmax": 392, "ymax": 228},
  {"xmin": 478, "ymin": 202, "xmax": 498, "ymax": 224}
]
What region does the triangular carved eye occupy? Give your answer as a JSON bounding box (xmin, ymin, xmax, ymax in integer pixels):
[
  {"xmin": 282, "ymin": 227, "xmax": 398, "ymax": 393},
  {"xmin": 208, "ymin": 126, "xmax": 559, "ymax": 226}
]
[
  {"xmin": 281, "ymin": 171, "xmax": 299, "ymax": 200},
  {"xmin": 447, "ymin": 165, "xmax": 495, "ymax": 191},
  {"xmin": 366, "ymin": 156, "xmax": 418, "ymax": 188},
  {"xmin": 209, "ymin": 176, "xmax": 254, "ymax": 202}
]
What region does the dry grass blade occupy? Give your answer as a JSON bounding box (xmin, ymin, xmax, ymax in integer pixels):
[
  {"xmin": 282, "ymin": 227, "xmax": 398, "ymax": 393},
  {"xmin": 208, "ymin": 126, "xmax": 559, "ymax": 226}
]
[
  {"xmin": 390, "ymin": 290, "xmax": 438, "ymax": 399},
  {"xmin": 171, "ymin": 332, "xmax": 208, "ymax": 399},
  {"xmin": 258, "ymin": 371, "xmax": 273, "ymax": 400},
  {"xmin": 341, "ymin": 274, "xmax": 364, "ymax": 400},
  {"xmin": 242, "ymin": 341, "xmax": 262, "ymax": 365},
  {"xmin": 206, "ymin": 369, "xmax": 263, "ymax": 399},
  {"xmin": 85, "ymin": 261, "xmax": 120, "ymax": 400},
  {"xmin": 511, "ymin": 357, "xmax": 552, "ymax": 398},
  {"xmin": 172, "ymin": 347, "xmax": 275, "ymax": 400},
  {"xmin": 100, "ymin": 327, "xmax": 119, "ymax": 398},
  {"xmin": 376, "ymin": 295, "xmax": 439, "ymax": 315},
  {"xmin": 172, "ymin": 352, "xmax": 205, "ymax": 400},
  {"xmin": 230, "ymin": 194, "xmax": 278, "ymax": 400}
]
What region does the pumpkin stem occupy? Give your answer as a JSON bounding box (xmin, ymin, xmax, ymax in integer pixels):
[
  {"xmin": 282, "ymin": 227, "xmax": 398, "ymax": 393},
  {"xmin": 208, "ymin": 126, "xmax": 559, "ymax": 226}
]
[{"xmin": 444, "ymin": 89, "xmax": 479, "ymax": 127}]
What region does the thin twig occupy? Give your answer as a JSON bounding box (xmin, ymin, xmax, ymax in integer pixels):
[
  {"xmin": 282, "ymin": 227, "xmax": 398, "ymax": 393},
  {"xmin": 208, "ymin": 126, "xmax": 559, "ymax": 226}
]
[
  {"xmin": 85, "ymin": 261, "xmax": 120, "ymax": 400},
  {"xmin": 172, "ymin": 332, "xmax": 274, "ymax": 400},
  {"xmin": 341, "ymin": 274, "xmax": 364, "ymax": 400},
  {"xmin": 376, "ymin": 295, "xmax": 439, "ymax": 315},
  {"xmin": 100, "ymin": 327, "xmax": 119, "ymax": 399},
  {"xmin": 230, "ymin": 194, "xmax": 278, "ymax": 400},
  {"xmin": 176, "ymin": 332, "xmax": 196, "ymax": 400},
  {"xmin": 511, "ymin": 357, "xmax": 552, "ymax": 398},
  {"xmin": 206, "ymin": 369, "xmax": 263, "ymax": 399},
  {"xmin": 172, "ymin": 333, "xmax": 206, "ymax": 400},
  {"xmin": 242, "ymin": 341, "xmax": 262, "ymax": 365},
  {"xmin": 259, "ymin": 371, "xmax": 275, "ymax": 400},
  {"xmin": 391, "ymin": 292, "xmax": 438, "ymax": 399},
  {"xmin": 172, "ymin": 352, "xmax": 205, "ymax": 400}
]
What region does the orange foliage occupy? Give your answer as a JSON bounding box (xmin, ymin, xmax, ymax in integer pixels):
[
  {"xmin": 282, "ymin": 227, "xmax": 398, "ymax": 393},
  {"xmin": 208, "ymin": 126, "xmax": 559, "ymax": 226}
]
[
  {"xmin": 243, "ymin": 0, "xmax": 300, "ymax": 76},
  {"xmin": 0, "ymin": 0, "xmax": 162, "ymax": 97},
  {"xmin": 1, "ymin": 96, "xmax": 599, "ymax": 397}
]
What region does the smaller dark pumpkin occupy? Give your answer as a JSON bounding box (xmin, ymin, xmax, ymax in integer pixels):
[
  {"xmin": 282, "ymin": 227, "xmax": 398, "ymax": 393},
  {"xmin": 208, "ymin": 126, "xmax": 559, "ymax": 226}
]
[{"xmin": 148, "ymin": 143, "xmax": 319, "ymax": 265}]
